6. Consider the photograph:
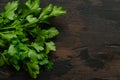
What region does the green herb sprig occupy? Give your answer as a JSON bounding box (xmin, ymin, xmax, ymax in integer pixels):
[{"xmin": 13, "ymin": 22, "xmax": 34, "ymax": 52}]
[{"xmin": 0, "ymin": 0, "xmax": 66, "ymax": 78}]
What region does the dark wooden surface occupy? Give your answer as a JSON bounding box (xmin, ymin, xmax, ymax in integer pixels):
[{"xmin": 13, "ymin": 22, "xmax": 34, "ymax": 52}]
[{"xmin": 0, "ymin": 0, "xmax": 120, "ymax": 80}]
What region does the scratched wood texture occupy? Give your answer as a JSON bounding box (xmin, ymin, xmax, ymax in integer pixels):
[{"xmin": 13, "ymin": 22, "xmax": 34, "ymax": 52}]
[{"xmin": 0, "ymin": 0, "xmax": 120, "ymax": 80}]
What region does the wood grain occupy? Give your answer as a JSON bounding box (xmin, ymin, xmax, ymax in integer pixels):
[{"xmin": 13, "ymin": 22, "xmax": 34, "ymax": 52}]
[{"xmin": 0, "ymin": 0, "xmax": 120, "ymax": 80}]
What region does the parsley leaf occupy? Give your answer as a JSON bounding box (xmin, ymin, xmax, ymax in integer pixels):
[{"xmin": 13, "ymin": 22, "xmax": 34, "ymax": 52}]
[
  {"xmin": 45, "ymin": 41, "xmax": 56, "ymax": 54},
  {"xmin": 2, "ymin": 1, "xmax": 18, "ymax": 20},
  {"xmin": 25, "ymin": 0, "xmax": 41, "ymax": 13},
  {"xmin": 50, "ymin": 6, "xmax": 67, "ymax": 17},
  {"xmin": 0, "ymin": 0, "xmax": 66, "ymax": 79}
]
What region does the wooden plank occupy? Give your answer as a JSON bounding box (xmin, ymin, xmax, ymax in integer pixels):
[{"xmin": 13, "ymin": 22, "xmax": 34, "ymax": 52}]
[{"xmin": 0, "ymin": 0, "xmax": 120, "ymax": 80}]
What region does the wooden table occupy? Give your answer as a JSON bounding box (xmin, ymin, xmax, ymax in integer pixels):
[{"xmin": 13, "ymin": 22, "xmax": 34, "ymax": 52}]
[{"xmin": 0, "ymin": 0, "xmax": 120, "ymax": 80}]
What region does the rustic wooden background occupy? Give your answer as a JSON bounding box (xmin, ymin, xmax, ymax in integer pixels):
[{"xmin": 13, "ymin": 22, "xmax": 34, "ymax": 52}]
[{"xmin": 0, "ymin": 0, "xmax": 120, "ymax": 80}]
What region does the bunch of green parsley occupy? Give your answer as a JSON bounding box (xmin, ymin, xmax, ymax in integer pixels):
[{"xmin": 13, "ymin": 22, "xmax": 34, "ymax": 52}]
[{"xmin": 0, "ymin": 0, "xmax": 66, "ymax": 78}]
